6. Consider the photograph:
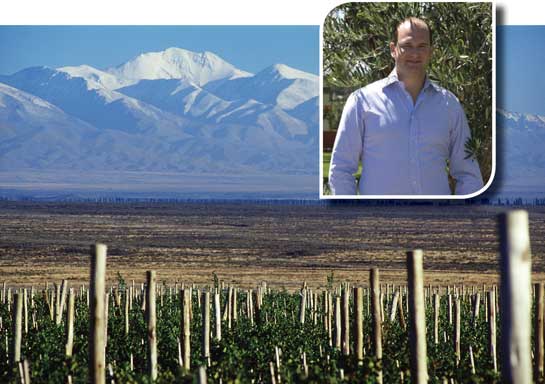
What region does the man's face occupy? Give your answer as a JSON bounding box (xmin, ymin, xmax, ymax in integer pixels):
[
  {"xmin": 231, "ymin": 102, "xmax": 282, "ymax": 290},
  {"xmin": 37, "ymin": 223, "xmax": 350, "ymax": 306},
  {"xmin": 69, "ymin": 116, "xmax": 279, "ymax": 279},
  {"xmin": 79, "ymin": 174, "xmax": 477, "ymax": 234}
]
[{"xmin": 390, "ymin": 21, "xmax": 432, "ymax": 80}]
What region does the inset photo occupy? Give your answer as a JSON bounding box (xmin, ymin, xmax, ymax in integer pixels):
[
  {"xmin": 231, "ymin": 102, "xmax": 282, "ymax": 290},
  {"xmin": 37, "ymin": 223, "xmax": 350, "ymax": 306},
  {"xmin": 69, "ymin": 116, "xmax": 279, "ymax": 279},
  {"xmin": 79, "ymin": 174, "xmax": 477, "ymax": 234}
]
[{"xmin": 321, "ymin": 2, "xmax": 494, "ymax": 198}]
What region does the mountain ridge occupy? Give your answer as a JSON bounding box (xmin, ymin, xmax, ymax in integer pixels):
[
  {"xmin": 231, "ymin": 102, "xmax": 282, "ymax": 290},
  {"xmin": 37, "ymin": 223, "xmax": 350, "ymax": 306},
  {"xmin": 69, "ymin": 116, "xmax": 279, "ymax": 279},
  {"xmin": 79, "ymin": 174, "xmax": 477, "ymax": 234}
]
[{"xmin": 0, "ymin": 47, "xmax": 319, "ymax": 189}]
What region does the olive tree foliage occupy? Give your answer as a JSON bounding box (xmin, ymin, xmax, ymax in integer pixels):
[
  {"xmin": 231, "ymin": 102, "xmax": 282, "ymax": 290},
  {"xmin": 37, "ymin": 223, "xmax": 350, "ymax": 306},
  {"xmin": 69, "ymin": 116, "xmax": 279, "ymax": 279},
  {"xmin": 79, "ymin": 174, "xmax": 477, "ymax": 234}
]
[{"xmin": 323, "ymin": 2, "xmax": 493, "ymax": 183}]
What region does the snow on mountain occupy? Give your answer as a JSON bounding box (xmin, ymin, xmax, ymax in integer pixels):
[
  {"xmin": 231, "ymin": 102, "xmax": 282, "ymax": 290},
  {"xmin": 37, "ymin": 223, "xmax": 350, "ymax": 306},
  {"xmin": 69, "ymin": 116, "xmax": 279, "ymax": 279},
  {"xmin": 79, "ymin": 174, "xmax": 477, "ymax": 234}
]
[
  {"xmin": 58, "ymin": 65, "xmax": 124, "ymax": 90},
  {"xmin": 287, "ymin": 96, "xmax": 319, "ymax": 129},
  {"xmin": 0, "ymin": 66, "xmax": 196, "ymax": 136},
  {"xmin": 204, "ymin": 63, "xmax": 319, "ymax": 110},
  {"xmin": 0, "ymin": 81, "xmax": 104, "ymax": 170},
  {"xmin": 117, "ymin": 78, "xmax": 311, "ymax": 137},
  {"xmin": 496, "ymin": 108, "xmax": 545, "ymax": 188},
  {"xmin": 107, "ymin": 47, "xmax": 252, "ymax": 87},
  {"xmin": 0, "ymin": 47, "xmax": 320, "ymax": 195}
]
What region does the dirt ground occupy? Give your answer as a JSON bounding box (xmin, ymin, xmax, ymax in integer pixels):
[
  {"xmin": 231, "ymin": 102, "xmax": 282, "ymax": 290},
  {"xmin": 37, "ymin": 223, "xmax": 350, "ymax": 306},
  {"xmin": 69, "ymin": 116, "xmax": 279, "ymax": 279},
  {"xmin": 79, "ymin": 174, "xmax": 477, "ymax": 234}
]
[{"xmin": 1, "ymin": 201, "xmax": 545, "ymax": 290}]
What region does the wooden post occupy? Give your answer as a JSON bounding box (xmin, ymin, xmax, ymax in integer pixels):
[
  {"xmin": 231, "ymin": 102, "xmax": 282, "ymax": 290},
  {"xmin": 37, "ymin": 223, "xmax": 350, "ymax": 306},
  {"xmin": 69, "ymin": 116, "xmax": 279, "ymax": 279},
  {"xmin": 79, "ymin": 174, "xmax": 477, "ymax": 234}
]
[
  {"xmin": 354, "ymin": 287, "xmax": 364, "ymax": 362},
  {"xmin": 198, "ymin": 366, "xmax": 207, "ymax": 384},
  {"xmin": 182, "ymin": 289, "xmax": 191, "ymax": 370},
  {"xmin": 407, "ymin": 250, "xmax": 428, "ymax": 384},
  {"xmin": 434, "ymin": 294, "xmax": 440, "ymax": 345},
  {"xmin": 299, "ymin": 288, "xmax": 307, "ymax": 325},
  {"xmin": 90, "ymin": 243, "xmax": 107, "ymax": 384},
  {"xmin": 55, "ymin": 283, "xmax": 61, "ymax": 325},
  {"xmin": 22, "ymin": 359, "xmax": 30, "ymax": 384},
  {"xmin": 389, "ymin": 290, "xmax": 400, "ymax": 322},
  {"xmin": 448, "ymin": 294, "xmax": 453, "ymax": 325},
  {"xmin": 104, "ymin": 292, "xmax": 109, "ymax": 350},
  {"xmin": 146, "ymin": 271, "xmax": 157, "ymax": 381},
  {"xmin": 472, "ymin": 293, "xmax": 480, "ymax": 327},
  {"xmin": 342, "ymin": 287, "xmax": 350, "ymax": 356},
  {"xmin": 334, "ymin": 295, "xmax": 341, "ymax": 350},
  {"xmin": 57, "ymin": 279, "xmax": 69, "ymax": 325},
  {"xmin": 11, "ymin": 291, "xmax": 23, "ymax": 365},
  {"xmin": 232, "ymin": 287, "xmax": 237, "ymax": 323},
  {"xmin": 398, "ymin": 288, "xmax": 406, "ymax": 330},
  {"xmin": 202, "ymin": 290, "xmax": 210, "ymax": 363},
  {"xmin": 66, "ymin": 288, "xmax": 75, "ymax": 357},
  {"xmin": 327, "ymin": 292, "xmax": 333, "ymax": 346},
  {"xmin": 500, "ymin": 210, "xmax": 532, "ymax": 384},
  {"xmin": 488, "ymin": 290, "xmax": 497, "ymax": 372},
  {"xmin": 371, "ymin": 268, "xmax": 383, "ymax": 384},
  {"xmin": 535, "ymin": 282, "xmax": 544, "ymax": 381},
  {"xmin": 23, "ymin": 289, "xmax": 28, "ymax": 335},
  {"xmin": 454, "ymin": 298, "xmax": 461, "ymax": 364},
  {"xmin": 124, "ymin": 288, "xmax": 130, "ymax": 336},
  {"xmin": 214, "ymin": 291, "xmax": 221, "ymax": 341},
  {"xmin": 224, "ymin": 286, "xmax": 232, "ymax": 328},
  {"xmin": 469, "ymin": 345, "xmax": 476, "ymax": 375},
  {"xmin": 248, "ymin": 289, "xmax": 254, "ymax": 326},
  {"xmin": 269, "ymin": 362, "xmax": 276, "ymax": 384}
]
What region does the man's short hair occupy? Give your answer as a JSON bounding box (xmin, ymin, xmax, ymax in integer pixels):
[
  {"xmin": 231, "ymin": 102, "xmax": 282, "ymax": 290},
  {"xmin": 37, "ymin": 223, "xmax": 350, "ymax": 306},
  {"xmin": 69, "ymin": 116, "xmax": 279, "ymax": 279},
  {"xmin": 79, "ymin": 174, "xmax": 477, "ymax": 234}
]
[{"xmin": 392, "ymin": 17, "xmax": 432, "ymax": 45}]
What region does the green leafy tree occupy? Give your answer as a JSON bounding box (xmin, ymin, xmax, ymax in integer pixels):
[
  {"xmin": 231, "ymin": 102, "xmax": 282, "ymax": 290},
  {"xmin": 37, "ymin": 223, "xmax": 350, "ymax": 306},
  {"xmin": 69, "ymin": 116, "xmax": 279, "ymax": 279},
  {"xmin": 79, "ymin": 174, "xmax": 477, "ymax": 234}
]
[{"xmin": 323, "ymin": 2, "xmax": 493, "ymax": 186}]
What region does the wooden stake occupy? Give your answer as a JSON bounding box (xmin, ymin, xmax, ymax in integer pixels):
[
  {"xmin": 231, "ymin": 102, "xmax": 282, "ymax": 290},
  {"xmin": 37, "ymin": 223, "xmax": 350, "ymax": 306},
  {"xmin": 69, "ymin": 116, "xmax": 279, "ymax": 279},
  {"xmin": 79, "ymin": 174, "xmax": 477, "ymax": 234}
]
[
  {"xmin": 202, "ymin": 291, "xmax": 210, "ymax": 363},
  {"xmin": 434, "ymin": 294, "xmax": 440, "ymax": 345},
  {"xmin": 198, "ymin": 366, "xmax": 207, "ymax": 384},
  {"xmin": 299, "ymin": 288, "xmax": 307, "ymax": 325},
  {"xmin": 371, "ymin": 268, "xmax": 383, "ymax": 384},
  {"xmin": 124, "ymin": 288, "xmax": 130, "ymax": 336},
  {"xmin": 500, "ymin": 210, "xmax": 532, "ymax": 384},
  {"xmin": 407, "ymin": 250, "xmax": 428, "ymax": 384},
  {"xmin": 11, "ymin": 291, "xmax": 23, "ymax": 365},
  {"xmin": 23, "ymin": 289, "xmax": 28, "ymax": 335},
  {"xmin": 56, "ymin": 279, "xmax": 68, "ymax": 325},
  {"xmin": 327, "ymin": 292, "xmax": 333, "ymax": 346},
  {"xmin": 90, "ymin": 243, "xmax": 107, "ymax": 384},
  {"xmin": 66, "ymin": 288, "xmax": 75, "ymax": 357},
  {"xmin": 488, "ymin": 290, "xmax": 497, "ymax": 372},
  {"xmin": 472, "ymin": 293, "xmax": 480, "ymax": 327},
  {"xmin": 454, "ymin": 298, "xmax": 461, "ymax": 364},
  {"xmin": 146, "ymin": 271, "xmax": 157, "ymax": 381},
  {"xmin": 354, "ymin": 286, "xmax": 364, "ymax": 362},
  {"xmin": 535, "ymin": 282, "xmax": 544, "ymax": 381},
  {"xmin": 389, "ymin": 290, "xmax": 400, "ymax": 322},
  {"xmin": 334, "ymin": 295, "xmax": 341, "ymax": 350},
  {"xmin": 342, "ymin": 288, "xmax": 350, "ymax": 355},
  {"xmin": 469, "ymin": 345, "xmax": 476, "ymax": 375},
  {"xmin": 214, "ymin": 291, "xmax": 221, "ymax": 341},
  {"xmin": 398, "ymin": 288, "xmax": 406, "ymax": 330},
  {"xmin": 182, "ymin": 289, "xmax": 191, "ymax": 370}
]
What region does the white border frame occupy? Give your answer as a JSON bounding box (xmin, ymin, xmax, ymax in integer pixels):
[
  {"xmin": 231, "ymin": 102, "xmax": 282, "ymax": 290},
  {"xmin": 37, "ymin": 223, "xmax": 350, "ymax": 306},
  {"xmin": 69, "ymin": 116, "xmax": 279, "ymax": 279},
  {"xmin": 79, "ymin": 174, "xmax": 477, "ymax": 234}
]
[{"xmin": 319, "ymin": 1, "xmax": 496, "ymax": 200}]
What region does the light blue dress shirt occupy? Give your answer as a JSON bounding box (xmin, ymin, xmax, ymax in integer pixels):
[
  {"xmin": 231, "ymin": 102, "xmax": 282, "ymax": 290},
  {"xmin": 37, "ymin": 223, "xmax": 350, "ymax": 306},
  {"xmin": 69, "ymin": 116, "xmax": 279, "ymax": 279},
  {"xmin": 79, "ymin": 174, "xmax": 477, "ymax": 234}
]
[{"xmin": 329, "ymin": 70, "xmax": 484, "ymax": 195}]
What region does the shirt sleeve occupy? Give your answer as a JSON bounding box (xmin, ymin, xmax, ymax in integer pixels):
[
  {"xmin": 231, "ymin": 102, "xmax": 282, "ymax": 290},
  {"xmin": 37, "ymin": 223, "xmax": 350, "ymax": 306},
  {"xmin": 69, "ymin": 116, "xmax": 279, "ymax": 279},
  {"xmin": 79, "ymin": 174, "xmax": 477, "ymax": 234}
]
[
  {"xmin": 328, "ymin": 92, "xmax": 364, "ymax": 195},
  {"xmin": 449, "ymin": 101, "xmax": 484, "ymax": 195}
]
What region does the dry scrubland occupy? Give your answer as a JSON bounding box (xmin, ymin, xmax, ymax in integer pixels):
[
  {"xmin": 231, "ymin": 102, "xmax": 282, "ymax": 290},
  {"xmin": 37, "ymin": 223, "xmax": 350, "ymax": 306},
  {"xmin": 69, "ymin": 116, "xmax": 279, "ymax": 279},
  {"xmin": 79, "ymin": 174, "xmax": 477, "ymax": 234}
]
[{"xmin": 1, "ymin": 202, "xmax": 545, "ymax": 289}]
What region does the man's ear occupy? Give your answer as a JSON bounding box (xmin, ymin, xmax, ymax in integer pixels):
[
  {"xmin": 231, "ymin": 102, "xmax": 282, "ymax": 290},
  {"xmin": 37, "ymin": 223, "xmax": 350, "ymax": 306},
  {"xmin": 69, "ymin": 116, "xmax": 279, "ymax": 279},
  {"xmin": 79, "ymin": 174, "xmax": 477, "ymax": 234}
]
[{"xmin": 389, "ymin": 42, "xmax": 396, "ymax": 59}]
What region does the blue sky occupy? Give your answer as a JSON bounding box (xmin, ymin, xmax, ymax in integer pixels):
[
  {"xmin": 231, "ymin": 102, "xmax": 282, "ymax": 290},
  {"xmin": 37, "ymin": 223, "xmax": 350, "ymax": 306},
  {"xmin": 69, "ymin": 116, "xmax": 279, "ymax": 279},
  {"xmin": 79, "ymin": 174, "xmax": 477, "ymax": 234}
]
[
  {"xmin": 497, "ymin": 26, "xmax": 545, "ymax": 116},
  {"xmin": 0, "ymin": 26, "xmax": 319, "ymax": 76}
]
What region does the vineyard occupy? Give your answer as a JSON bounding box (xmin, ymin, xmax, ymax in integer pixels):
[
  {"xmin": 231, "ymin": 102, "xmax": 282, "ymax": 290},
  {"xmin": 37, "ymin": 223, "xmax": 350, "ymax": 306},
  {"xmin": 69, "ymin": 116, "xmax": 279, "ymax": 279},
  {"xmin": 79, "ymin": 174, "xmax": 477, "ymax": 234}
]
[{"xmin": 0, "ymin": 210, "xmax": 541, "ymax": 383}]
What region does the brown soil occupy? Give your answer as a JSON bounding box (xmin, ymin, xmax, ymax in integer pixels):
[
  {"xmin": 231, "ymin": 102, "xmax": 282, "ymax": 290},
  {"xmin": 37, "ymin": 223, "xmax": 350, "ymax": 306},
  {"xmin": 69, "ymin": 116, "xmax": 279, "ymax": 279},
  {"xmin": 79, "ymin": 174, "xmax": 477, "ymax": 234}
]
[{"xmin": 1, "ymin": 201, "xmax": 545, "ymax": 290}]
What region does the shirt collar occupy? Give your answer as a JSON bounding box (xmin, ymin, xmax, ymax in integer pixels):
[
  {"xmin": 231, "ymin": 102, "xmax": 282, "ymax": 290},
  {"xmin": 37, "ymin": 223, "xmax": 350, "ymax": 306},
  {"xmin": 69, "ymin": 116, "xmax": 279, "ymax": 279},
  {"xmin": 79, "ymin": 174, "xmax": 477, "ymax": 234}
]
[{"xmin": 383, "ymin": 68, "xmax": 440, "ymax": 93}]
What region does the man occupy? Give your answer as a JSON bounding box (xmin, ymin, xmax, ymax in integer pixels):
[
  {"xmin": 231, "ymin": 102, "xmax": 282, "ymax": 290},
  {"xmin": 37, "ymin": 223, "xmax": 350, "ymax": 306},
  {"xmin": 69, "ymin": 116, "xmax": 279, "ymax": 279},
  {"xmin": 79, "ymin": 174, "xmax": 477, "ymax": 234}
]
[{"xmin": 328, "ymin": 17, "xmax": 484, "ymax": 195}]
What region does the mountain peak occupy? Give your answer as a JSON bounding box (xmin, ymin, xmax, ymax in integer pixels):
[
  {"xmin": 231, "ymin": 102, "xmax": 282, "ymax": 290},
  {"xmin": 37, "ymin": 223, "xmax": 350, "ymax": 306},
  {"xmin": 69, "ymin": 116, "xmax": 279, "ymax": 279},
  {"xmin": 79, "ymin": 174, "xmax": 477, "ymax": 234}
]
[
  {"xmin": 107, "ymin": 47, "xmax": 251, "ymax": 87},
  {"xmin": 261, "ymin": 63, "xmax": 317, "ymax": 81}
]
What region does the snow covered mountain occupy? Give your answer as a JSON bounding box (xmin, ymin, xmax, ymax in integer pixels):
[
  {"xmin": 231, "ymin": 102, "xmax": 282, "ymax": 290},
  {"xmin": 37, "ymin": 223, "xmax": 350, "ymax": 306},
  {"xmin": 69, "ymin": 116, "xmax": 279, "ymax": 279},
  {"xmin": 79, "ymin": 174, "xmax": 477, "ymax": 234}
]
[
  {"xmin": 204, "ymin": 64, "xmax": 318, "ymax": 110},
  {"xmin": 494, "ymin": 108, "xmax": 545, "ymax": 193},
  {"xmin": 0, "ymin": 47, "xmax": 319, "ymax": 192}
]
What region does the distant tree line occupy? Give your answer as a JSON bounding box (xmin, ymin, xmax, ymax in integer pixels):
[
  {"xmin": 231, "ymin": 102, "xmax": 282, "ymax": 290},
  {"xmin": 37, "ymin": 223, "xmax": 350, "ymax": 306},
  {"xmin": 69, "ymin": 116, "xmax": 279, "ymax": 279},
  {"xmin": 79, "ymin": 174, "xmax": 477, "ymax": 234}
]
[{"xmin": 3, "ymin": 195, "xmax": 545, "ymax": 207}]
